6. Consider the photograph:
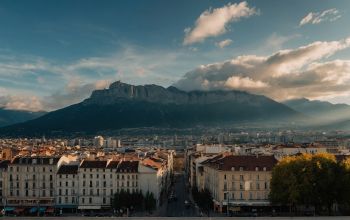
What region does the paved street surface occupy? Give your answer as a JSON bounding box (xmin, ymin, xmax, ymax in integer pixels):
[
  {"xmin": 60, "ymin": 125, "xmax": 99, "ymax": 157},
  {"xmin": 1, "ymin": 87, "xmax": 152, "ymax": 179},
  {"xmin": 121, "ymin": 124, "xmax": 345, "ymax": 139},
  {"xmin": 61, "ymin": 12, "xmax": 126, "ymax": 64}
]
[
  {"xmin": 4, "ymin": 217, "xmax": 350, "ymax": 220},
  {"xmin": 166, "ymin": 173, "xmax": 197, "ymax": 217}
]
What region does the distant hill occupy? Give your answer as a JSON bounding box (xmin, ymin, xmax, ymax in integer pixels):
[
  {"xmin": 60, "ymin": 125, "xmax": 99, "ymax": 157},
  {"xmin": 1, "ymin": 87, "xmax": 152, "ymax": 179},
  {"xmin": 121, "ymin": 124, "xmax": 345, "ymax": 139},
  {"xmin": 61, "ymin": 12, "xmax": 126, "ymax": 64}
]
[
  {"xmin": 283, "ymin": 98, "xmax": 350, "ymax": 118},
  {"xmin": 0, "ymin": 81, "xmax": 305, "ymax": 136},
  {"xmin": 0, "ymin": 108, "xmax": 46, "ymax": 127},
  {"xmin": 283, "ymin": 98, "xmax": 350, "ymax": 130}
]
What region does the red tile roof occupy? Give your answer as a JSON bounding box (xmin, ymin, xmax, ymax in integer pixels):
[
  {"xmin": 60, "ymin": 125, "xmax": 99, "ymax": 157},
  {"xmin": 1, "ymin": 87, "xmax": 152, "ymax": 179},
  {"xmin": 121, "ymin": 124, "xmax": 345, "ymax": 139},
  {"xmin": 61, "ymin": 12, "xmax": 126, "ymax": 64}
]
[{"xmin": 203, "ymin": 155, "xmax": 277, "ymax": 171}]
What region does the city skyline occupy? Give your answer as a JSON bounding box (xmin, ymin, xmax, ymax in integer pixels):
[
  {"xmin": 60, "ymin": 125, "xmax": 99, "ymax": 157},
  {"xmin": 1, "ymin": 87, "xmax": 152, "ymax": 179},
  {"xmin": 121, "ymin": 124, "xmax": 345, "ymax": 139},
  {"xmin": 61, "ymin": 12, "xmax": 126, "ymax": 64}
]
[{"xmin": 0, "ymin": 0, "xmax": 350, "ymax": 112}]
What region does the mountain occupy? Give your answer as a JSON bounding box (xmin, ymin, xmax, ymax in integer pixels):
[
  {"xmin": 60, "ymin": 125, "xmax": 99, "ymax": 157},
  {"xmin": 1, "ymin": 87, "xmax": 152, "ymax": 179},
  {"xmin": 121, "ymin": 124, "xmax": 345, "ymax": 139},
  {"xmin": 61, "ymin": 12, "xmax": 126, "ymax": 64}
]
[
  {"xmin": 283, "ymin": 98, "xmax": 350, "ymax": 130},
  {"xmin": 283, "ymin": 98, "xmax": 350, "ymax": 118},
  {"xmin": 0, "ymin": 81, "xmax": 304, "ymax": 136},
  {"xmin": 0, "ymin": 108, "xmax": 46, "ymax": 127}
]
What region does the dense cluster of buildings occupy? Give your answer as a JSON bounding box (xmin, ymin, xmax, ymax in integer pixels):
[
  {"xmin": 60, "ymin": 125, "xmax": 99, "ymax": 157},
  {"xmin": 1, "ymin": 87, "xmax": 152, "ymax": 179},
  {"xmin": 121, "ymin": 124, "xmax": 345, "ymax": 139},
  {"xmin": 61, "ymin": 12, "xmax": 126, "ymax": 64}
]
[
  {"xmin": 0, "ymin": 141, "xmax": 174, "ymax": 216},
  {"xmin": 185, "ymin": 141, "xmax": 350, "ymax": 214}
]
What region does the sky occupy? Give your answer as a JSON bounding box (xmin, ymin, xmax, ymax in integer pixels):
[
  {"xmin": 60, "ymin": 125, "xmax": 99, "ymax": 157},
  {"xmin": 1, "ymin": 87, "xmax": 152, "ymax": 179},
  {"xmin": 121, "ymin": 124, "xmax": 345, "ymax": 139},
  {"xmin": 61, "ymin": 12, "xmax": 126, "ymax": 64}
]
[{"xmin": 0, "ymin": 0, "xmax": 350, "ymax": 111}]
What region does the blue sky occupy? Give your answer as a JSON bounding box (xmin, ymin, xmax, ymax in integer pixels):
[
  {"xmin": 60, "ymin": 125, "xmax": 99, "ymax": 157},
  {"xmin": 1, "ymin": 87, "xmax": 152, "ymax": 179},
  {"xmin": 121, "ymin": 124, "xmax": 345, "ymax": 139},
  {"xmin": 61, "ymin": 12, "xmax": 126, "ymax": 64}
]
[{"xmin": 0, "ymin": 0, "xmax": 350, "ymax": 111}]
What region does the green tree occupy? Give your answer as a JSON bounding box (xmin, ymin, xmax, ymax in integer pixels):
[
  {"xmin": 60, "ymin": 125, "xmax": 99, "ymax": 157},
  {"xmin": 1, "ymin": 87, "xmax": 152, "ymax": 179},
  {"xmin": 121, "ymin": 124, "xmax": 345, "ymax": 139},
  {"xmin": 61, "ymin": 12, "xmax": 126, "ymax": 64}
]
[
  {"xmin": 144, "ymin": 191, "xmax": 156, "ymax": 213},
  {"xmin": 270, "ymin": 153, "xmax": 347, "ymax": 215}
]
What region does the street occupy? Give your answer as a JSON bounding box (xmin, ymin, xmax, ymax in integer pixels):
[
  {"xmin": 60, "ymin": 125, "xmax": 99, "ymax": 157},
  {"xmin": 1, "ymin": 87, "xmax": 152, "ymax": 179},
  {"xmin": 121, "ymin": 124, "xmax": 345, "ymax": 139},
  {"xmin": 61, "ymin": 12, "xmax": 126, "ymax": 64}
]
[{"xmin": 166, "ymin": 173, "xmax": 197, "ymax": 217}]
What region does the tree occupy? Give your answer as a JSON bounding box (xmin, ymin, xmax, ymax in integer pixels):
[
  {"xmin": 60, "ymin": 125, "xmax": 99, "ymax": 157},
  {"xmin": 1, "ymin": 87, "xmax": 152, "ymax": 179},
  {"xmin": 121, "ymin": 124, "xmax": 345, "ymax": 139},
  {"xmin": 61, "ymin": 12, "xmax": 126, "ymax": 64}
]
[
  {"xmin": 144, "ymin": 191, "xmax": 156, "ymax": 213},
  {"xmin": 270, "ymin": 153, "xmax": 348, "ymax": 215},
  {"xmin": 192, "ymin": 187, "xmax": 213, "ymax": 216}
]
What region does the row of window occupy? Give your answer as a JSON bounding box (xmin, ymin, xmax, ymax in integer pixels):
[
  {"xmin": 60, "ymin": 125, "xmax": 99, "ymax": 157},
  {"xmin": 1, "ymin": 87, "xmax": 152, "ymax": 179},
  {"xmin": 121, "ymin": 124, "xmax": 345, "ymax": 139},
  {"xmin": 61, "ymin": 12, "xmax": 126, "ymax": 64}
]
[
  {"xmin": 9, "ymin": 189, "xmax": 54, "ymax": 197},
  {"xmin": 9, "ymin": 166, "xmax": 53, "ymax": 172},
  {"xmin": 223, "ymin": 191, "xmax": 269, "ymax": 200},
  {"xmin": 223, "ymin": 174, "xmax": 268, "ymax": 181},
  {"xmin": 9, "ymin": 174, "xmax": 54, "ymax": 181},
  {"xmin": 223, "ymin": 181, "xmax": 269, "ymax": 191}
]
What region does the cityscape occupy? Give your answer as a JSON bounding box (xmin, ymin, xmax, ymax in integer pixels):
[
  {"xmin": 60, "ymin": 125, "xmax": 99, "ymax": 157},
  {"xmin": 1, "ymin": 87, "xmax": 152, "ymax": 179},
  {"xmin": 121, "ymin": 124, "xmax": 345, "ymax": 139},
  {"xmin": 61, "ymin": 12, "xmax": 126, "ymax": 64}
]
[{"xmin": 0, "ymin": 0, "xmax": 350, "ymax": 219}]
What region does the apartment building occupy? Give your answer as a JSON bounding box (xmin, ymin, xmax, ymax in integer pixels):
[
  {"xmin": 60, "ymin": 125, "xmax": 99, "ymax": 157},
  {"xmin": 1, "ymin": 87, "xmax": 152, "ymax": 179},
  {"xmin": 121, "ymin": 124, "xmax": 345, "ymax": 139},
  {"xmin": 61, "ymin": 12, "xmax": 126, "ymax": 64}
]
[
  {"xmin": 0, "ymin": 160, "xmax": 9, "ymax": 207},
  {"xmin": 78, "ymin": 160, "xmax": 109, "ymax": 211},
  {"xmin": 56, "ymin": 165, "xmax": 79, "ymax": 212},
  {"xmin": 5, "ymin": 156, "xmax": 59, "ymax": 215},
  {"xmin": 0, "ymin": 153, "xmax": 173, "ymax": 215},
  {"xmin": 200, "ymin": 155, "xmax": 277, "ymax": 213}
]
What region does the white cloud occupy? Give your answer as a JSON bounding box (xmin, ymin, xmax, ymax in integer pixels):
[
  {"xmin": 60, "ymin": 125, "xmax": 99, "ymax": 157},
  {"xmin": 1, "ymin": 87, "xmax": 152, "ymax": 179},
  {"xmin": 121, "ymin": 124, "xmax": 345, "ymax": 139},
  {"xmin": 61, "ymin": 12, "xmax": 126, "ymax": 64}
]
[
  {"xmin": 0, "ymin": 95, "xmax": 43, "ymax": 112},
  {"xmin": 263, "ymin": 33, "xmax": 301, "ymax": 51},
  {"xmin": 174, "ymin": 37, "xmax": 350, "ymax": 101},
  {"xmin": 216, "ymin": 39, "xmax": 233, "ymax": 48},
  {"xmin": 183, "ymin": 1, "xmax": 257, "ymax": 45},
  {"xmin": 300, "ymin": 8, "xmax": 340, "ymax": 26}
]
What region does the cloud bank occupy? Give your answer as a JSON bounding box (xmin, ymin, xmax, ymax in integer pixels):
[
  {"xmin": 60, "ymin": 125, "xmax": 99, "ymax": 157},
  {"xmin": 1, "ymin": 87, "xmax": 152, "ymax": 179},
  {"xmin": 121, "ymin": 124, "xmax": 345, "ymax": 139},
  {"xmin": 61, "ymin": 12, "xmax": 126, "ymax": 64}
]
[
  {"xmin": 183, "ymin": 1, "xmax": 256, "ymax": 45},
  {"xmin": 174, "ymin": 37, "xmax": 350, "ymax": 101}
]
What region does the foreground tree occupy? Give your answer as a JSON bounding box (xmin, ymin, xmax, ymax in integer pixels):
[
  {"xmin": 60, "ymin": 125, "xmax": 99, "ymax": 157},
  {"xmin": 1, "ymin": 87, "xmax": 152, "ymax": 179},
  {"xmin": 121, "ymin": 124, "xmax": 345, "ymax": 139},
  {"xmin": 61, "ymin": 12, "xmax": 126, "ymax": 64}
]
[{"xmin": 270, "ymin": 153, "xmax": 350, "ymax": 215}]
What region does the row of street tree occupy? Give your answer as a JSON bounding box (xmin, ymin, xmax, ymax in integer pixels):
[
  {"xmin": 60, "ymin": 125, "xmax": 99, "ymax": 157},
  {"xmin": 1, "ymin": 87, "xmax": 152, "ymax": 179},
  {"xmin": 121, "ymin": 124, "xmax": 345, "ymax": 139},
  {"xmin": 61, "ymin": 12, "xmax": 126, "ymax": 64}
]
[{"xmin": 112, "ymin": 190, "xmax": 156, "ymax": 214}]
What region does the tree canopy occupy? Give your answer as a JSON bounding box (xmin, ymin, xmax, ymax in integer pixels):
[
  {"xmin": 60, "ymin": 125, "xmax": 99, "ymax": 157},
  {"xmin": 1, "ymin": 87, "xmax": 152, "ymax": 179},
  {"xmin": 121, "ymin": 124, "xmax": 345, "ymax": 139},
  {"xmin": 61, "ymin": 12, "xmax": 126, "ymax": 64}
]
[{"xmin": 270, "ymin": 153, "xmax": 350, "ymax": 215}]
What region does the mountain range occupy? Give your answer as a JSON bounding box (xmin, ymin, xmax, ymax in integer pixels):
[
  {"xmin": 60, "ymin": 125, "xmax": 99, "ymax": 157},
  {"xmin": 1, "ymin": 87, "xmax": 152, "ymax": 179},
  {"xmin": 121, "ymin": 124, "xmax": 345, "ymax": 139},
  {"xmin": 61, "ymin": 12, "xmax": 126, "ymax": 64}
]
[
  {"xmin": 0, "ymin": 81, "xmax": 304, "ymax": 136},
  {"xmin": 283, "ymin": 98, "xmax": 350, "ymax": 130},
  {"xmin": 0, "ymin": 108, "xmax": 45, "ymax": 128}
]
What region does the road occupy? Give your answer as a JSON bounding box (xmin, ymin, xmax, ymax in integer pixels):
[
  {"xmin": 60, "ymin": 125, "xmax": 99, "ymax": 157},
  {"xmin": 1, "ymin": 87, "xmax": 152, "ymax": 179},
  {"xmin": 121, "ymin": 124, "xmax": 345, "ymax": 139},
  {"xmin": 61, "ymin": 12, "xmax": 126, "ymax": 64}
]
[{"xmin": 166, "ymin": 173, "xmax": 197, "ymax": 217}]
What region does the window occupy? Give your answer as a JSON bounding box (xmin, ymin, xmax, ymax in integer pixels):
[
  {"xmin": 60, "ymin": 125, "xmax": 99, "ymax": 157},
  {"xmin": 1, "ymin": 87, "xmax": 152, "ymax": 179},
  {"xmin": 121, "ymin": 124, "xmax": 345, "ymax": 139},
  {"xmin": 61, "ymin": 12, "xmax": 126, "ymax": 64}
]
[
  {"xmin": 256, "ymin": 182, "xmax": 260, "ymax": 190},
  {"xmin": 240, "ymin": 175, "xmax": 244, "ymax": 181},
  {"xmin": 239, "ymin": 167, "xmax": 244, "ymax": 171},
  {"xmin": 223, "ymin": 182, "xmax": 227, "ymax": 191},
  {"xmin": 240, "ymin": 182, "xmax": 243, "ymax": 190},
  {"xmin": 255, "ymin": 167, "xmax": 259, "ymax": 171},
  {"xmin": 263, "ymin": 167, "xmax": 267, "ymax": 171},
  {"xmin": 82, "ymin": 198, "xmax": 85, "ymax": 204},
  {"xmin": 89, "ymin": 197, "xmax": 92, "ymax": 204},
  {"xmin": 224, "ymin": 174, "xmax": 226, "ymax": 180},
  {"xmin": 240, "ymin": 192, "xmax": 243, "ymax": 200}
]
